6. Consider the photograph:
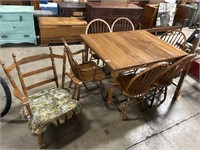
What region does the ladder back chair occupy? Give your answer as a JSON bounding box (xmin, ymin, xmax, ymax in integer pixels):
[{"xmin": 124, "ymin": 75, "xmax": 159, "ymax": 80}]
[
  {"xmin": 149, "ymin": 54, "xmax": 194, "ymax": 107},
  {"xmin": 63, "ymin": 39, "xmax": 105, "ymax": 100},
  {"xmin": 0, "ymin": 47, "xmax": 81, "ymax": 148},
  {"xmin": 111, "ymin": 17, "xmax": 135, "ymax": 32},
  {"xmin": 85, "ymin": 18, "xmax": 111, "ymax": 65},
  {"xmin": 114, "ymin": 62, "xmax": 168, "ymax": 120},
  {"xmin": 160, "ymin": 29, "xmax": 187, "ymax": 50}
]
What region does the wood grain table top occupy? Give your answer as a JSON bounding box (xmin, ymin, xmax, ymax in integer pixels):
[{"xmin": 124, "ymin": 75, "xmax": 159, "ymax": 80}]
[{"xmin": 81, "ymin": 30, "xmax": 188, "ymax": 71}]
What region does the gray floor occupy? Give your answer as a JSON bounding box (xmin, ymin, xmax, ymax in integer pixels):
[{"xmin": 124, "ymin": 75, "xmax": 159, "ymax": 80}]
[{"xmin": 0, "ymin": 28, "xmax": 200, "ymax": 150}]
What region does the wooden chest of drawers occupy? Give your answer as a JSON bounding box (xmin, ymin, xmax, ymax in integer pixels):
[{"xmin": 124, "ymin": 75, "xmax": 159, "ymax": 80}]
[
  {"xmin": 57, "ymin": 2, "xmax": 85, "ymax": 18},
  {"xmin": 0, "ymin": 6, "xmax": 37, "ymax": 46},
  {"xmin": 85, "ymin": 2, "xmax": 143, "ymax": 26},
  {"xmin": 39, "ymin": 17, "xmax": 87, "ymax": 46}
]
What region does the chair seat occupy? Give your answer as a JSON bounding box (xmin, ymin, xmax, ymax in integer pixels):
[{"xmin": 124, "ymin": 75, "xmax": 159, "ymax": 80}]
[
  {"xmin": 78, "ymin": 61, "xmax": 105, "ymax": 82},
  {"xmin": 24, "ymin": 87, "xmax": 81, "ymax": 134},
  {"xmin": 116, "ymin": 74, "xmax": 140, "ymax": 97}
]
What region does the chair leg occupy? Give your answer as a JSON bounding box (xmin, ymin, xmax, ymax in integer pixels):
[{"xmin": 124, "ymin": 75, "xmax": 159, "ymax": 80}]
[
  {"xmin": 149, "ymin": 87, "xmax": 158, "ymax": 108},
  {"xmin": 69, "ymin": 80, "xmax": 73, "ymax": 88},
  {"xmin": 140, "ymin": 97, "xmax": 145, "ymax": 111},
  {"xmin": 38, "ymin": 133, "xmax": 44, "ymax": 149},
  {"xmin": 160, "ymin": 87, "xmax": 168, "ymax": 104},
  {"xmin": 75, "ymin": 113, "xmax": 81, "ymax": 126},
  {"xmin": 77, "ymin": 85, "xmax": 81, "ymax": 100},
  {"xmin": 122, "ymin": 98, "xmax": 130, "ymax": 120},
  {"xmin": 99, "ymin": 81, "xmax": 104, "ymax": 100}
]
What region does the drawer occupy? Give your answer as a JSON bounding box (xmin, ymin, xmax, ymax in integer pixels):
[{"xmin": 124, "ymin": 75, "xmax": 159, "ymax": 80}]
[
  {"xmin": 0, "ymin": 33, "xmax": 35, "ymax": 40},
  {"xmin": 0, "ymin": 13, "xmax": 32, "ymax": 21},
  {"xmin": 0, "ymin": 22, "xmax": 34, "ymax": 34}
]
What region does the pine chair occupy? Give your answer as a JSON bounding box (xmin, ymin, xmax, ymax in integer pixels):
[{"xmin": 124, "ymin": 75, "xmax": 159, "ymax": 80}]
[
  {"xmin": 0, "ymin": 47, "xmax": 81, "ymax": 148},
  {"xmin": 160, "ymin": 29, "xmax": 187, "ymax": 50},
  {"xmin": 111, "ymin": 17, "xmax": 135, "ymax": 32},
  {"xmin": 149, "ymin": 54, "xmax": 194, "ymax": 107},
  {"xmin": 114, "ymin": 62, "xmax": 168, "ymax": 120},
  {"xmin": 63, "ymin": 40, "xmax": 105, "ymax": 100},
  {"xmin": 85, "ymin": 18, "xmax": 111, "ymax": 65}
]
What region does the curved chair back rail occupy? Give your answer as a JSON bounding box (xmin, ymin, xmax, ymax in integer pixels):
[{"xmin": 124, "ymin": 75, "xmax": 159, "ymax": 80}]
[
  {"xmin": 111, "ymin": 17, "xmax": 135, "ymax": 32},
  {"xmin": 86, "ymin": 18, "xmax": 111, "ymax": 34},
  {"xmin": 160, "ymin": 29, "xmax": 187, "ymax": 50}
]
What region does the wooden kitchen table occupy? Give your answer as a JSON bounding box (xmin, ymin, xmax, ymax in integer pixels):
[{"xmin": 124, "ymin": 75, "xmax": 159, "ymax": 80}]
[{"xmin": 81, "ymin": 30, "xmax": 188, "ymax": 105}]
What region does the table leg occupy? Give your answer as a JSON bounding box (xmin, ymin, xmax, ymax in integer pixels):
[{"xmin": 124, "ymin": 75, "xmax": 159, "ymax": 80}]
[
  {"xmin": 172, "ymin": 64, "xmax": 190, "ymax": 101},
  {"xmin": 106, "ymin": 71, "xmax": 119, "ymax": 106}
]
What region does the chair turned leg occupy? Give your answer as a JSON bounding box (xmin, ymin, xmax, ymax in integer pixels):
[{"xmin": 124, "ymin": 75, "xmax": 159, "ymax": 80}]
[
  {"xmin": 160, "ymin": 87, "xmax": 167, "ymax": 104},
  {"xmin": 69, "ymin": 80, "xmax": 73, "ymax": 88},
  {"xmin": 122, "ymin": 98, "xmax": 130, "ymax": 120},
  {"xmin": 140, "ymin": 97, "xmax": 144, "ymax": 112},
  {"xmin": 99, "ymin": 81, "xmax": 104, "ymax": 100},
  {"xmin": 75, "ymin": 113, "xmax": 81, "ymax": 126},
  {"xmin": 38, "ymin": 133, "xmax": 44, "ymax": 149},
  {"xmin": 149, "ymin": 87, "xmax": 158, "ymax": 108}
]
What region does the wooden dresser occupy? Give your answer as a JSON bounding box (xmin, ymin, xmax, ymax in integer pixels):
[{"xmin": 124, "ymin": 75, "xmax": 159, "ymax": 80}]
[
  {"xmin": 39, "ymin": 17, "xmax": 87, "ymax": 46},
  {"xmin": 85, "ymin": 2, "xmax": 143, "ymax": 26},
  {"xmin": 0, "ymin": 5, "xmax": 37, "ymax": 46},
  {"xmin": 57, "ymin": 2, "xmax": 85, "ymax": 18}
]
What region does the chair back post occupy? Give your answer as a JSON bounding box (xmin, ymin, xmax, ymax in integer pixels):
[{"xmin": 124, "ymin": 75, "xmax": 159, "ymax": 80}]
[
  {"xmin": 49, "ymin": 46, "xmax": 59, "ymax": 88},
  {"xmin": 86, "ymin": 18, "xmax": 111, "ymax": 34},
  {"xmin": 0, "ymin": 60, "xmax": 32, "ymax": 116},
  {"xmin": 62, "ymin": 47, "xmax": 67, "ymax": 89},
  {"xmin": 63, "ymin": 41, "xmax": 80, "ymax": 78},
  {"xmin": 12, "ymin": 53, "xmax": 28, "ymax": 97},
  {"xmin": 111, "ymin": 17, "xmax": 135, "ymax": 32}
]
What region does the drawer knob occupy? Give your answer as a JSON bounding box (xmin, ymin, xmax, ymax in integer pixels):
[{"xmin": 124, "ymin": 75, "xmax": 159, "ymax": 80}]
[
  {"xmin": 24, "ymin": 34, "xmax": 30, "ymax": 38},
  {"xmin": 1, "ymin": 35, "xmax": 8, "ymax": 38},
  {"xmin": 19, "ymin": 16, "xmax": 23, "ymax": 22}
]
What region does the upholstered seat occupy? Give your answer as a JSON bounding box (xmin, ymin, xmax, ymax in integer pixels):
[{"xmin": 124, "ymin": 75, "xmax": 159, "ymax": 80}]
[{"xmin": 20, "ymin": 87, "xmax": 81, "ymax": 135}]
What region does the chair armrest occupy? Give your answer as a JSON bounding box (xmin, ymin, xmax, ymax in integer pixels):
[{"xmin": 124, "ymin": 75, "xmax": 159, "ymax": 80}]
[
  {"xmin": 72, "ymin": 49, "xmax": 86, "ymax": 55},
  {"xmin": 65, "ymin": 72, "xmax": 82, "ymax": 85}
]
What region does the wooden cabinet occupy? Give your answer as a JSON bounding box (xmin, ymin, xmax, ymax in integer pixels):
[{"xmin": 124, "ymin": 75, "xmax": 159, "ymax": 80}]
[
  {"xmin": 39, "ymin": 17, "xmax": 87, "ymax": 46},
  {"xmin": 57, "ymin": 2, "xmax": 85, "ymax": 17},
  {"xmin": 0, "ymin": 5, "xmax": 37, "ymax": 46},
  {"xmin": 140, "ymin": 4, "xmax": 158, "ymax": 28},
  {"xmin": 85, "ymin": 2, "xmax": 143, "ymax": 26}
]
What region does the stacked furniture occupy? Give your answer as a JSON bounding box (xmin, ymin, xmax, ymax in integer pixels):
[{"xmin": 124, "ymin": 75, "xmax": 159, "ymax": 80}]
[{"xmin": 0, "ymin": 5, "xmax": 37, "ymax": 46}]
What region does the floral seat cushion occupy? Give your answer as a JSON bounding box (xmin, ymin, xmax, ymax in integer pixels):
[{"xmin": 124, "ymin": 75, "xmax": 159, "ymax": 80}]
[{"xmin": 23, "ymin": 87, "xmax": 81, "ymax": 134}]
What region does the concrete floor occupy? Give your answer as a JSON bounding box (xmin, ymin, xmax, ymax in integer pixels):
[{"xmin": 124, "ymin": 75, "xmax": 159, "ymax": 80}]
[{"xmin": 0, "ymin": 28, "xmax": 200, "ymax": 149}]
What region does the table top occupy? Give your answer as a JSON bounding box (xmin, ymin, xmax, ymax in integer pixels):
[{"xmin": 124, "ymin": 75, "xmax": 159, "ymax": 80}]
[
  {"xmin": 81, "ymin": 30, "xmax": 188, "ymax": 71},
  {"xmin": 86, "ymin": 2, "xmax": 143, "ymax": 9}
]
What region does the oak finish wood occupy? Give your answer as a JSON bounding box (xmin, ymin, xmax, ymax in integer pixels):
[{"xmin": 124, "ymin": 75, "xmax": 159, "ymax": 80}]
[
  {"xmin": 81, "ymin": 30, "xmax": 188, "ymax": 105},
  {"xmin": 39, "ymin": 17, "xmax": 87, "ymax": 46}
]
